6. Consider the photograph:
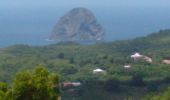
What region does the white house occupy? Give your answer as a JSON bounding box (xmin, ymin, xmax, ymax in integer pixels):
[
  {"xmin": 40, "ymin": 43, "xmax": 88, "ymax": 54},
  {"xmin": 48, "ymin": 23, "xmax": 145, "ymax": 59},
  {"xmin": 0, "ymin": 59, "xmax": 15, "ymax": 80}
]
[
  {"xmin": 130, "ymin": 52, "xmax": 143, "ymax": 60},
  {"xmin": 124, "ymin": 65, "xmax": 131, "ymax": 69},
  {"xmin": 93, "ymin": 68, "xmax": 105, "ymax": 74},
  {"xmin": 71, "ymin": 82, "xmax": 81, "ymax": 87},
  {"xmin": 130, "ymin": 52, "xmax": 153, "ymax": 63}
]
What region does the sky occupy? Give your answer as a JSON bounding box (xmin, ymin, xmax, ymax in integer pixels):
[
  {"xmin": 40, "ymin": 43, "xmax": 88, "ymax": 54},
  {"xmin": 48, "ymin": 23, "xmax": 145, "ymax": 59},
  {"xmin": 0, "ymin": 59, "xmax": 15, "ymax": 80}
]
[{"xmin": 1, "ymin": 0, "xmax": 170, "ymax": 9}]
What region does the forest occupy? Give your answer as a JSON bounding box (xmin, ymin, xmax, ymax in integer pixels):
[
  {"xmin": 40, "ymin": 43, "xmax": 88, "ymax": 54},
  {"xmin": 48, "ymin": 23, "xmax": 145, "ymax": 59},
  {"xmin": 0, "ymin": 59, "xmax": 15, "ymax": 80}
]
[{"xmin": 1, "ymin": 29, "xmax": 170, "ymax": 100}]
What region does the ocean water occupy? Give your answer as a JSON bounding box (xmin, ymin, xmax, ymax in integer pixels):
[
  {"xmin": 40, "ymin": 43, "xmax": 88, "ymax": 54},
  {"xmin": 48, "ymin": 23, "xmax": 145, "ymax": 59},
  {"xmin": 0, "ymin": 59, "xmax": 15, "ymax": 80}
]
[
  {"xmin": 0, "ymin": 6, "xmax": 170, "ymax": 47},
  {"xmin": 0, "ymin": 38, "xmax": 56, "ymax": 48}
]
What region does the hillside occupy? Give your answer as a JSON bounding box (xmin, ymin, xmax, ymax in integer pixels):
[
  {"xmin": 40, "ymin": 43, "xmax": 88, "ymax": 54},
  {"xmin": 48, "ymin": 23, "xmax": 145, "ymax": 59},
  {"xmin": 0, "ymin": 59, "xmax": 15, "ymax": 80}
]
[{"xmin": 0, "ymin": 29, "xmax": 170, "ymax": 100}]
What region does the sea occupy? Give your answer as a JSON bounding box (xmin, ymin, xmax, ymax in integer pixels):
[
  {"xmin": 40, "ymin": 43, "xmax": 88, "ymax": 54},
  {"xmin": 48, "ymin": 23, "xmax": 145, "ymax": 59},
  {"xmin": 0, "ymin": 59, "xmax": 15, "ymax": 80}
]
[{"xmin": 0, "ymin": 7, "xmax": 170, "ymax": 48}]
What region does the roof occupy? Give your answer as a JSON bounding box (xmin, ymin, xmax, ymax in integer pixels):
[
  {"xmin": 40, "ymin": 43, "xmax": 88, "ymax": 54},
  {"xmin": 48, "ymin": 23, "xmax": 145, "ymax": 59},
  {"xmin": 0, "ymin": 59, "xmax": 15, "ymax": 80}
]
[
  {"xmin": 93, "ymin": 68, "xmax": 104, "ymax": 72},
  {"xmin": 131, "ymin": 52, "xmax": 143, "ymax": 58},
  {"xmin": 124, "ymin": 65, "xmax": 131, "ymax": 68}
]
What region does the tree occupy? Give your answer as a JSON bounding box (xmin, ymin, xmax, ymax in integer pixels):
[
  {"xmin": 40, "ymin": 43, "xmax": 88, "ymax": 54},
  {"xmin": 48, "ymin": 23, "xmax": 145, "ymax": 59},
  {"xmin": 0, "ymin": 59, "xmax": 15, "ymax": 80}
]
[
  {"xmin": 12, "ymin": 66, "xmax": 60, "ymax": 100},
  {"xmin": 69, "ymin": 57, "xmax": 75, "ymax": 64},
  {"xmin": 130, "ymin": 74, "xmax": 145, "ymax": 86},
  {"xmin": 104, "ymin": 79, "xmax": 120, "ymax": 92},
  {"xmin": 146, "ymin": 82, "xmax": 158, "ymax": 92},
  {"xmin": 0, "ymin": 82, "xmax": 9, "ymax": 100},
  {"xmin": 58, "ymin": 53, "xmax": 64, "ymax": 59},
  {"xmin": 144, "ymin": 87, "xmax": 170, "ymax": 100}
]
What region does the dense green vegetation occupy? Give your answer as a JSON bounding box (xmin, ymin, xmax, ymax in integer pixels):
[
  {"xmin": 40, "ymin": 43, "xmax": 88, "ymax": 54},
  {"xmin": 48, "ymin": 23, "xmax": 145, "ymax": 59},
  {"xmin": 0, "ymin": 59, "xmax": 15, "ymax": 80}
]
[
  {"xmin": 0, "ymin": 66, "xmax": 60, "ymax": 100},
  {"xmin": 144, "ymin": 87, "xmax": 170, "ymax": 100},
  {"xmin": 0, "ymin": 29, "xmax": 170, "ymax": 100}
]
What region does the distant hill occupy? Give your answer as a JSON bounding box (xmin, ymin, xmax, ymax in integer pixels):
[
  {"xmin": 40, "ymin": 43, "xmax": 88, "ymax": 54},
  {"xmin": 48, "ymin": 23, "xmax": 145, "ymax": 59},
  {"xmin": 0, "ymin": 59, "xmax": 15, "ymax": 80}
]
[
  {"xmin": 147, "ymin": 29, "xmax": 170, "ymax": 42},
  {"xmin": 128, "ymin": 29, "xmax": 170, "ymax": 48},
  {"xmin": 50, "ymin": 7, "xmax": 105, "ymax": 41}
]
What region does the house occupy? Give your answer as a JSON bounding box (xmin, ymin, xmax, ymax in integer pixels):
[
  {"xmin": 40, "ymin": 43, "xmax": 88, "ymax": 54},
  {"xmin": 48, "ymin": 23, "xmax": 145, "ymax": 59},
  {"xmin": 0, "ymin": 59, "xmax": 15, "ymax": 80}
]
[
  {"xmin": 93, "ymin": 68, "xmax": 105, "ymax": 74},
  {"xmin": 130, "ymin": 52, "xmax": 153, "ymax": 63},
  {"xmin": 63, "ymin": 82, "xmax": 82, "ymax": 88},
  {"xmin": 63, "ymin": 82, "xmax": 73, "ymax": 87},
  {"xmin": 130, "ymin": 52, "xmax": 143, "ymax": 60},
  {"xmin": 62, "ymin": 82, "xmax": 82, "ymax": 95},
  {"xmin": 162, "ymin": 59, "xmax": 170, "ymax": 64},
  {"xmin": 143, "ymin": 56, "xmax": 152, "ymax": 63},
  {"xmin": 72, "ymin": 82, "xmax": 81, "ymax": 87},
  {"xmin": 124, "ymin": 65, "xmax": 131, "ymax": 69}
]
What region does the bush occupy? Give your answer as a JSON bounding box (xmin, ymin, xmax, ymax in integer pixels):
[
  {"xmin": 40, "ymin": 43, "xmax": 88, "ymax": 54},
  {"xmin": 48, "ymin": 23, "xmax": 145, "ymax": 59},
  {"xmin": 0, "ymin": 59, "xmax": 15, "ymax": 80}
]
[
  {"xmin": 130, "ymin": 74, "xmax": 145, "ymax": 86},
  {"xmin": 104, "ymin": 79, "xmax": 120, "ymax": 92},
  {"xmin": 146, "ymin": 82, "xmax": 158, "ymax": 92},
  {"xmin": 58, "ymin": 53, "xmax": 64, "ymax": 59},
  {"xmin": 0, "ymin": 66, "xmax": 61, "ymax": 100}
]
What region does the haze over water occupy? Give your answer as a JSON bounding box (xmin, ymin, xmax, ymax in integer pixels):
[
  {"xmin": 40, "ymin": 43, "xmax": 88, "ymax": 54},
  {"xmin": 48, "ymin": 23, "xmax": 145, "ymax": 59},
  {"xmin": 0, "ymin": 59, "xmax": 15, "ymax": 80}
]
[{"xmin": 0, "ymin": 0, "xmax": 170, "ymax": 47}]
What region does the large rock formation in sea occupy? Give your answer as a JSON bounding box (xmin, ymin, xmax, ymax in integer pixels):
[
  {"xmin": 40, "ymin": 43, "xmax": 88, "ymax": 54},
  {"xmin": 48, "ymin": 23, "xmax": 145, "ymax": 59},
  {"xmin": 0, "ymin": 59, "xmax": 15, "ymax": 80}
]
[{"xmin": 50, "ymin": 7, "xmax": 105, "ymax": 41}]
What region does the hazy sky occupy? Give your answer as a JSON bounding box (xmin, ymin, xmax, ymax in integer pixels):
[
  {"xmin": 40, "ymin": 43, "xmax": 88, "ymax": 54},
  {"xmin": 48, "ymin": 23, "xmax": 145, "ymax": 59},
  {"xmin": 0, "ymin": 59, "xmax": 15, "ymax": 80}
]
[{"xmin": 1, "ymin": 0, "xmax": 170, "ymax": 9}]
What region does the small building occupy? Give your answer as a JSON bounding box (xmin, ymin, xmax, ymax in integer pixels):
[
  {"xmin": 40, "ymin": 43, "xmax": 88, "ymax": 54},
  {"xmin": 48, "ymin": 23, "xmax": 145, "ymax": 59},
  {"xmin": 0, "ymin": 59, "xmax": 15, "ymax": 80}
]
[
  {"xmin": 93, "ymin": 68, "xmax": 105, "ymax": 74},
  {"xmin": 63, "ymin": 82, "xmax": 73, "ymax": 87},
  {"xmin": 72, "ymin": 82, "xmax": 81, "ymax": 87},
  {"xmin": 63, "ymin": 82, "xmax": 82, "ymax": 88},
  {"xmin": 130, "ymin": 52, "xmax": 153, "ymax": 63},
  {"xmin": 162, "ymin": 59, "xmax": 170, "ymax": 64},
  {"xmin": 143, "ymin": 56, "xmax": 153, "ymax": 63},
  {"xmin": 124, "ymin": 65, "xmax": 131, "ymax": 69},
  {"xmin": 130, "ymin": 52, "xmax": 143, "ymax": 60}
]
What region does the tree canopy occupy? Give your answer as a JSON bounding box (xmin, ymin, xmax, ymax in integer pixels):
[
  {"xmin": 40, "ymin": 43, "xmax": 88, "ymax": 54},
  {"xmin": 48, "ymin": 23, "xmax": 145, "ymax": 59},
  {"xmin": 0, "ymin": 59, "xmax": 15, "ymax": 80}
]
[{"xmin": 0, "ymin": 66, "xmax": 60, "ymax": 100}]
